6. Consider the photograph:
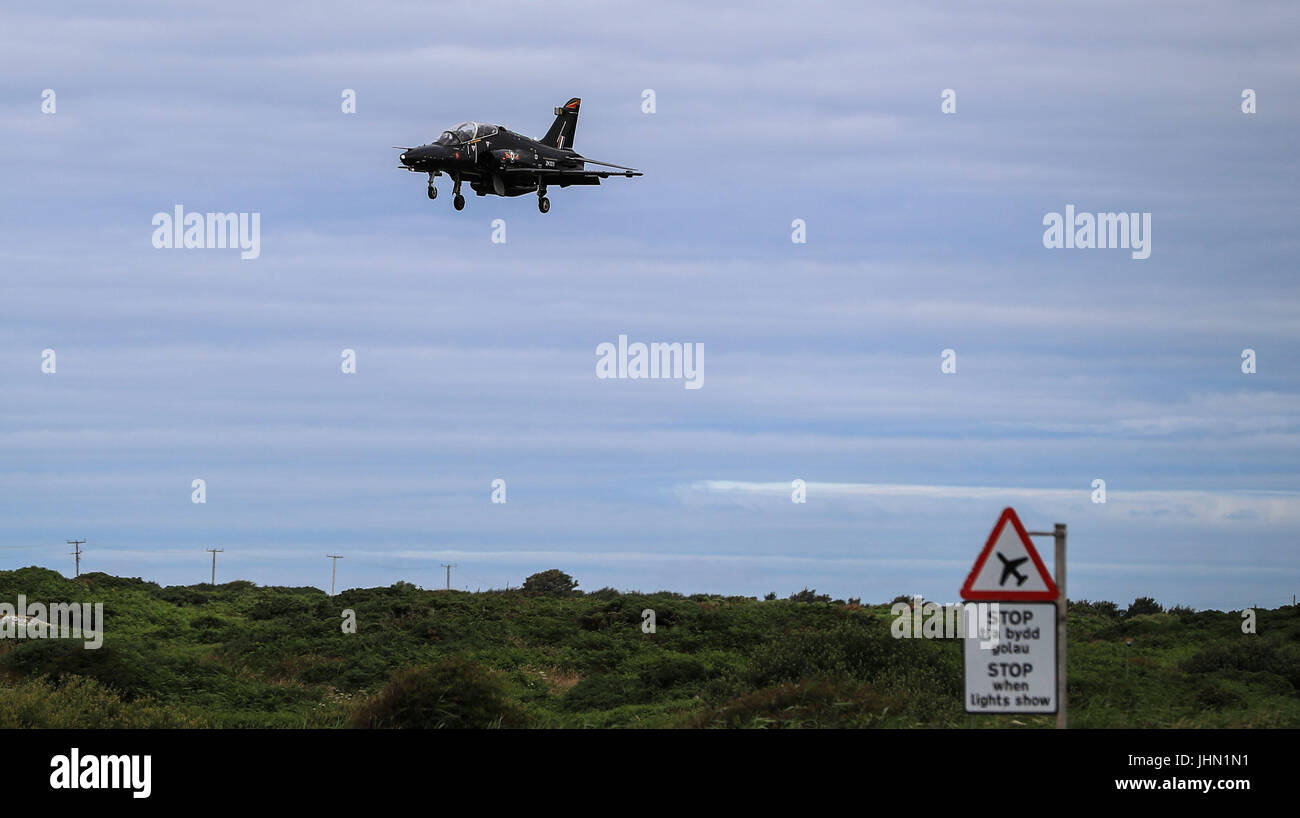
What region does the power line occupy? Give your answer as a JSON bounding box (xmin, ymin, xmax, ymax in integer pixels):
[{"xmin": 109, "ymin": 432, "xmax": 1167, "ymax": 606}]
[
  {"xmin": 206, "ymin": 548, "xmax": 223, "ymax": 585},
  {"xmin": 66, "ymin": 540, "xmax": 85, "ymax": 577},
  {"xmin": 327, "ymin": 555, "xmax": 344, "ymax": 596}
]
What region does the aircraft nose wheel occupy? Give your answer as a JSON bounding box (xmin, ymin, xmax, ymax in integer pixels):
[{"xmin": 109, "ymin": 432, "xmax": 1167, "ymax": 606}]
[
  {"xmin": 427, "ymin": 185, "xmax": 437, "ymax": 200},
  {"xmin": 453, "ymin": 194, "xmax": 465, "ymax": 211},
  {"xmin": 537, "ymin": 196, "xmax": 550, "ymax": 214}
]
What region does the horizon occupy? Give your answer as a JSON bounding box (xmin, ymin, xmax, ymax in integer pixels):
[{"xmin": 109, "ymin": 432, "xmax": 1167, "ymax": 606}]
[{"xmin": 0, "ymin": 560, "xmax": 1290, "ymax": 614}]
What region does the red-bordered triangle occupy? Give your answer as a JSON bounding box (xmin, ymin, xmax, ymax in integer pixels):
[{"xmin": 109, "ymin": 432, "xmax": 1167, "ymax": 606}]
[{"xmin": 960, "ymin": 507, "xmax": 1059, "ymax": 601}]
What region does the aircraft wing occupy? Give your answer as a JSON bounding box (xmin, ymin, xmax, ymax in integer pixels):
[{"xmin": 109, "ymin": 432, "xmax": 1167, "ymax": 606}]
[
  {"xmin": 501, "ymin": 167, "xmax": 642, "ymax": 182},
  {"xmin": 571, "ymin": 156, "xmax": 641, "ymax": 172}
]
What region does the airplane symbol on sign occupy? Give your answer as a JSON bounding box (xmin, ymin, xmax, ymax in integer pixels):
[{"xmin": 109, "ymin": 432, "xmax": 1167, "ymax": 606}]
[{"xmin": 996, "ymin": 552, "xmax": 1029, "ymax": 586}]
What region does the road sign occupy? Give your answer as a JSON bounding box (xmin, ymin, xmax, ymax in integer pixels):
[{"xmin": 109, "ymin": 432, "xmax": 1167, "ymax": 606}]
[
  {"xmin": 964, "ymin": 602, "xmax": 1058, "ymax": 713},
  {"xmin": 960, "ymin": 507, "xmax": 1059, "ymax": 601}
]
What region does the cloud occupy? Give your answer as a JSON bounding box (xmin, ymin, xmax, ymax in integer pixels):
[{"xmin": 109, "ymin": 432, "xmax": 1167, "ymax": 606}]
[{"xmin": 687, "ymin": 481, "xmax": 1300, "ymax": 526}]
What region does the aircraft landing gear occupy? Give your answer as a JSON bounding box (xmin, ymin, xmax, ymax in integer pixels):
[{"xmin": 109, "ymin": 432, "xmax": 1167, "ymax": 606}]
[
  {"xmin": 452, "ymin": 177, "xmax": 465, "ymax": 211},
  {"xmin": 537, "ymin": 185, "xmax": 550, "ymax": 213},
  {"xmin": 427, "ymin": 185, "xmax": 437, "ymax": 200}
]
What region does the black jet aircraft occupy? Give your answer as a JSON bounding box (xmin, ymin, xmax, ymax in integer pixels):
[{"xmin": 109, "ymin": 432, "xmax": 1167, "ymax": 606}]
[
  {"xmin": 395, "ymin": 98, "xmax": 641, "ymax": 213},
  {"xmin": 996, "ymin": 552, "xmax": 1030, "ymax": 587}
]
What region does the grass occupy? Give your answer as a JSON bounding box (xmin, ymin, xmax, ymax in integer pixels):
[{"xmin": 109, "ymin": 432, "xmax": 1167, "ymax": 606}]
[{"xmin": 0, "ymin": 565, "xmax": 1295, "ymax": 728}]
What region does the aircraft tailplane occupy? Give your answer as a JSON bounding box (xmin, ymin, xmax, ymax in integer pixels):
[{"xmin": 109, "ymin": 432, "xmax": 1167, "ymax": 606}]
[{"xmin": 543, "ymin": 98, "xmax": 581, "ymax": 150}]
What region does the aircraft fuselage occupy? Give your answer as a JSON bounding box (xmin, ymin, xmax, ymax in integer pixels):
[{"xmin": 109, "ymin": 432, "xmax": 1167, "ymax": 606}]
[
  {"xmin": 400, "ymin": 129, "xmax": 596, "ymax": 198},
  {"xmin": 396, "ymin": 99, "xmax": 641, "ymax": 213}
]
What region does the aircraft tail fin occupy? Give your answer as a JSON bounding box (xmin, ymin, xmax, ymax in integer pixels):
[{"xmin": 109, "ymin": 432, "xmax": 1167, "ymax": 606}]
[{"xmin": 543, "ymin": 98, "xmax": 581, "ymax": 150}]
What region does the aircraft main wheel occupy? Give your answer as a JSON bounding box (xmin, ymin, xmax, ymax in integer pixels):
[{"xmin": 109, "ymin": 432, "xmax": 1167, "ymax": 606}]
[
  {"xmin": 538, "ymin": 196, "xmax": 550, "ymax": 214},
  {"xmin": 427, "ymin": 186, "xmax": 437, "ymax": 200},
  {"xmin": 453, "ymin": 194, "xmax": 465, "ymax": 211}
]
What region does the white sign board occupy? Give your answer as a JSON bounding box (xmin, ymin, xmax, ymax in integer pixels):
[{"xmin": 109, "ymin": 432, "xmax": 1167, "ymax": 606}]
[{"xmin": 964, "ymin": 602, "xmax": 1058, "ymax": 714}]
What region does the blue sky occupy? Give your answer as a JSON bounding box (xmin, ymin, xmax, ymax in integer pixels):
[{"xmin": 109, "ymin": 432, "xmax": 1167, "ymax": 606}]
[{"xmin": 1, "ymin": 1, "xmax": 1297, "ymax": 608}]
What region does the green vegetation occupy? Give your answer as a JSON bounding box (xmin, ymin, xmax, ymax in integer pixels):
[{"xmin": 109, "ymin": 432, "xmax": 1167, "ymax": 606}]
[
  {"xmin": 0, "ymin": 566, "xmax": 1296, "ymax": 728},
  {"xmin": 521, "ymin": 569, "xmax": 579, "ymax": 596}
]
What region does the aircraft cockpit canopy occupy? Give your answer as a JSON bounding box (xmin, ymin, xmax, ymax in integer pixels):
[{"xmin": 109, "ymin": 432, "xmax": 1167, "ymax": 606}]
[{"xmin": 436, "ymin": 122, "xmax": 499, "ymax": 145}]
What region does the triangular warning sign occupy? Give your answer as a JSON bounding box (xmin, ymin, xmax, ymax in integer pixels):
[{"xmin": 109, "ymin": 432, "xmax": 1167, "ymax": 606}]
[{"xmin": 960, "ymin": 507, "xmax": 1059, "ymax": 601}]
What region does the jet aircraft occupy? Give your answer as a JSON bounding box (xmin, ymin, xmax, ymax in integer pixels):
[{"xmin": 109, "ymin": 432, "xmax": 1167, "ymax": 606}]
[
  {"xmin": 395, "ymin": 98, "xmax": 642, "ymax": 213},
  {"xmin": 996, "ymin": 552, "xmax": 1030, "ymax": 587}
]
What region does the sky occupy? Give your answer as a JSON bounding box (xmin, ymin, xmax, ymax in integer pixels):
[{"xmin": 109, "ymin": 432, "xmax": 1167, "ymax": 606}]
[{"xmin": 0, "ymin": 1, "xmax": 1297, "ymax": 609}]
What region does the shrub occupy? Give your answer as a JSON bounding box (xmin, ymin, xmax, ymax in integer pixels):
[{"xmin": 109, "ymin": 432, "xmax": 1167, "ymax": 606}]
[
  {"xmin": 1125, "ymin": 597, "xmax": 1164, "ymax": 618},
  {"xmin": 0, "ymin": 640, "xmax": 160, "ymax": 700},
  {"xmin": 74, "ymin": 573, "xmax": 160, "ymax": 592},
  {"xmin": 562, "ymin": 675, "xmax": 649, "ymax": 711},
  {"xmin": 1232, "ymin": 670, "xmax": 1295, "ymax": 695},
  {"xmin": 1071, "ymin": 599, "xmax": 1121, "ymax": 618},
  {"xmin": 1194, "ymin": 680, "xmax": 1243, "ymax": 711},
  {"xmin": 640, "ymin": 655, "xmax": 709, "ymax": 689},
  {"xmin": 250, "ymin": 595, "xmax": 307, "ymax": 620},
  {"xmin": 1184, "ymin": 640, "xmax": 1300, "ymax": 687},
  {"xmin": 577, "ymin": 610, "xmax": 618, "ymax": 631},
  {"xmin": 522, "ymin": 569, "xmax": 578, "ymax": 596},
  {"xmin": 0, "ymin": 566, "xmax": 84, "ymax": 600},
  {"xmin": 788, "ymin": 588, "xmax": 831, "ymax": 604},
  {"xmin": 0, "ymin": 675, "xmax": 203, "ymax": 728},
  {"xmin": 687, "ymin": 677, "xmax": 895, "ymax": 728},
  {"xmin": 1094, "ymin": 600, "xmax": 1122, "ymax": 618},
  {"xmin": 350, "ymin": 658, "xmax": 528, "ymax": 728},
  {"xmin": 154, "ymin": 586, "xmax": 209, "ymax": 606},
  {"xmin": 189, "ymin": 614, "xmax": 233, "ymax": 641},
  {"xmin": 746, "ymin": 621, "xmax": 959, "ymax": 695}
]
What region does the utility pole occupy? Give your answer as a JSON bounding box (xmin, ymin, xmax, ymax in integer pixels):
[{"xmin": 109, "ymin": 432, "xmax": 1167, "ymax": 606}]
[
  {"xmin": 67, "ymin": 540, "xmax": 85, "ymax": 577},
  {"xmin": 206, "ymin": 548, "xmax": 223, "ymax": 585},
  {"xmin": 441, "ymin": 563, "xmax": 457, "ymax": 590},
  {"xmin": 327, "ymin": 555, "xmax": 344, "ymax": 596}
]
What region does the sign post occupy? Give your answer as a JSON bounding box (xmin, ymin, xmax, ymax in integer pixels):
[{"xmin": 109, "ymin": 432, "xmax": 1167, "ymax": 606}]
[
  {"xmin": 961, "ymin": 507, "xmax": 1067, "ymax": 727},
  {"xmin": 1053, "ymin": 523, "xmax": 1067, "ymax": 730}
]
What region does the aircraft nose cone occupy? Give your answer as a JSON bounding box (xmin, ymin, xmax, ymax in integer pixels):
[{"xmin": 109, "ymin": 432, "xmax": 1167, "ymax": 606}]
[{"xmin": 403, "ymin": 145, "xmax": 447, "ymax": 168}]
